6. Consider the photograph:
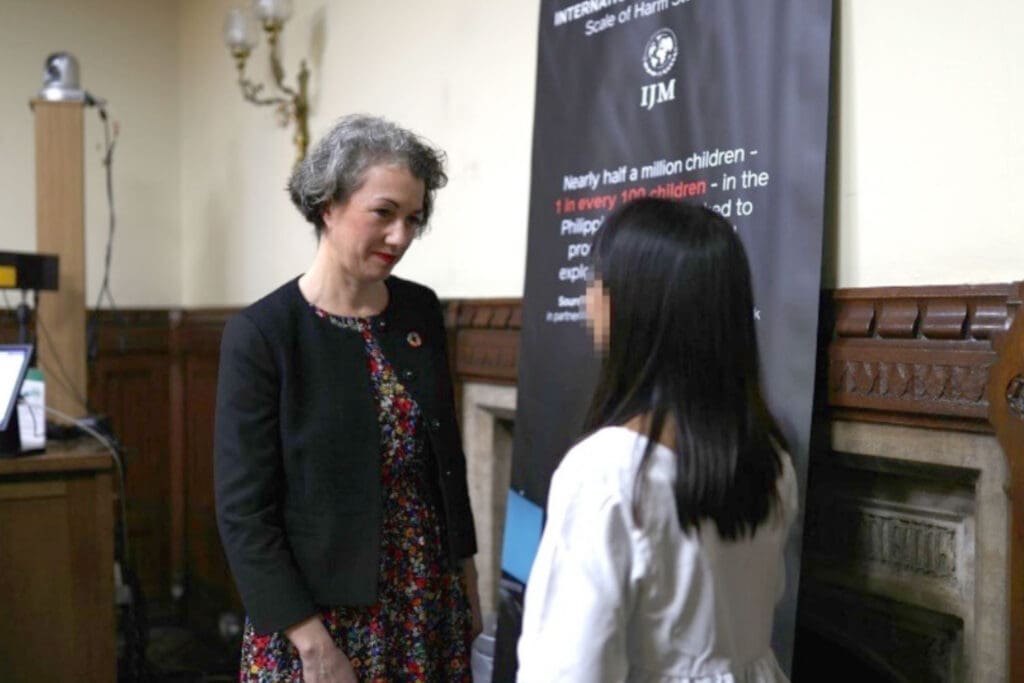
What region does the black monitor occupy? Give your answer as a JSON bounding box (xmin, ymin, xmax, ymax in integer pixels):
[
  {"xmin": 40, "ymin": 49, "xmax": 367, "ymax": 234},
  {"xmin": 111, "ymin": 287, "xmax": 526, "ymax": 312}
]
[{"xmin": 0, "ymin": 344, "xmax": 32, "ymax": 432}]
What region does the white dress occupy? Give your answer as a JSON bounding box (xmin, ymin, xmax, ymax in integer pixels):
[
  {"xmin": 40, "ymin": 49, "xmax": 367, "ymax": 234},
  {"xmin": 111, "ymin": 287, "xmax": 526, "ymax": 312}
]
[{"xmin": 516, "ymin": 426, "xmax": 798, "ymax": 683}]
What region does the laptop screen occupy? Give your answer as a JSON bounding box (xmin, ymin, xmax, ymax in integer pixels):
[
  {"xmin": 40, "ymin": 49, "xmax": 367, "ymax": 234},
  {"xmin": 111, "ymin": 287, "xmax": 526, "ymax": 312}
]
[{"xmin": 0, "ymin": 345, "xmax": 32, "ymax": 431}]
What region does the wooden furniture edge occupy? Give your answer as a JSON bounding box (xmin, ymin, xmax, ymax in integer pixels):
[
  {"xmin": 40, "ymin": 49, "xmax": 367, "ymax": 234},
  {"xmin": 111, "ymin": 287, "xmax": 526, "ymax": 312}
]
[{"xmin": 985, "ymin": 282, "xmax": 1024, "ymax": 680}]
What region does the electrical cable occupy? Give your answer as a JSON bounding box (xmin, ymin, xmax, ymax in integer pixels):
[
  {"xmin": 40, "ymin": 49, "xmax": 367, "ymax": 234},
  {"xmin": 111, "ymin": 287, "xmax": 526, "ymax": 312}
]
[
  {"xmin": 87, "ymin": 102, "xmax": 128, "ymax": 360},
  {"xmin": 43, "ymin": 404, "xmax": 129, "ymax": 561},
  {"xmin": 42, "ymin": 402, "xmax": 153, "ymax": 681},
  {"xmin": 94, "ymin": 104, "xmax": 118, "ymax": 312}
]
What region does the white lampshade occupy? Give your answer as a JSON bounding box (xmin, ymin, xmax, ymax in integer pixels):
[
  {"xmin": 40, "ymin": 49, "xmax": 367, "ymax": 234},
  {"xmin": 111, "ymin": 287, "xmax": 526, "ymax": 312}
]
[
  {"xmin": 252, "ymin": 0, "xmax": 293, "ymax": 26},
  {"xmin": 223, "ymin": 8, "xmax": 258, "ymax": 53}
]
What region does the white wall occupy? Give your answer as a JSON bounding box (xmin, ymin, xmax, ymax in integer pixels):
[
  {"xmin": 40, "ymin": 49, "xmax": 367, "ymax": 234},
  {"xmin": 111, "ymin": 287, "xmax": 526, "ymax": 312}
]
[
  {"xmin": 178, "ymin": 0, "xmax": 1024, "ymax": 301},
  {"xmin": 831, "ymin": 0, "xmax": 1024, "ymax": 287},
  {"xmin": 178, "ymin": 0, "xmax": 538, "ymax": 305},
  {"xmin": 0, "ymin": 0, "xmax": 182, "ymax": 307},
  {"xmin": 3, "ymin": 1, "xmax": 1021, "ymax": 307}
]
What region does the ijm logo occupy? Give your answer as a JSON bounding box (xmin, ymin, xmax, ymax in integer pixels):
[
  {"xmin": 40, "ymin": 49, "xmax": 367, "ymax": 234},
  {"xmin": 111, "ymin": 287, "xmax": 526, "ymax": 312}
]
[{"xmin": 641, "ymin": 27, "xmax": 678, "ymax": 111}]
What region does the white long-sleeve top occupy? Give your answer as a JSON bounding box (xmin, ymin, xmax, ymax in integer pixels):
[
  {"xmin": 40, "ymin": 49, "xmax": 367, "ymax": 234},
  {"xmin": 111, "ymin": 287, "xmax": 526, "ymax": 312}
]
[{"xmin": 517, "ymin": 426, "xmax": 798, "ymax": 683}]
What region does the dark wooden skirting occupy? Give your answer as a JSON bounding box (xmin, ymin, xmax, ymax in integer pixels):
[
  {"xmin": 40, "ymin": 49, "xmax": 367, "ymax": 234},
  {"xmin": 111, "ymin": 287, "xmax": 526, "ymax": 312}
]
[
  {"xmin": 166, "ymin": 310, "xmax": 238, "ymax": 631},
  {"xmin": 1, "ymin": 282, "xmax": 1020, "ymax": 675}
]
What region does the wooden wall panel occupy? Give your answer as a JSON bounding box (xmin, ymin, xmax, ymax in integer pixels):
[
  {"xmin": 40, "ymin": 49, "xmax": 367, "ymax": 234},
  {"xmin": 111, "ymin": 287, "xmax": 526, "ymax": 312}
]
[
  {"xmin": 89, "ymin": 354, "xmax": 171, "ymax": 605},
  {"xmin": 173, "ymin": 311, "xmax": 239, "ymax": 632},
  {"xmin": 183, "ymin": 351, "xmax": 241, "ymax": 628},
  {"xmin": 88, "ymin": 311, "xmax": 174, "ymax": 611},
  {"xmin": 2, "ymin": 283, "xmax": 1020, "ymax": 672}
]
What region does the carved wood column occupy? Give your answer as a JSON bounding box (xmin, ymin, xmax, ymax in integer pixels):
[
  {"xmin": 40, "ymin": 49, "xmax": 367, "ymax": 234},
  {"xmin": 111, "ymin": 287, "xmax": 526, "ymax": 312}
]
[{"xmin": 987, "ymin": 282, "xmax": 1024, "ymax": 681}]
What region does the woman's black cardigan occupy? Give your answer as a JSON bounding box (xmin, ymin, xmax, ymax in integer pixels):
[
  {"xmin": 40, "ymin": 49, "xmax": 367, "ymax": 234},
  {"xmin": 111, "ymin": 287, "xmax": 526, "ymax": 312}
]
[{"xmin": 214, "ymin": 276, "xmax": 477, "ymax": 634}]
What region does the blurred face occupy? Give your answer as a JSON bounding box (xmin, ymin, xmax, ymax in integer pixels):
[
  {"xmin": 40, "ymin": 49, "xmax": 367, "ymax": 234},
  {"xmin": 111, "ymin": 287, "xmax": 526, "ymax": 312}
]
[
  {"xmin": 586, "ymin": 278, "xmax": 611, "ymax": 352},
  {"xmin": 321, "ymin": 164, "xmax": 426, "ymax": 283}
]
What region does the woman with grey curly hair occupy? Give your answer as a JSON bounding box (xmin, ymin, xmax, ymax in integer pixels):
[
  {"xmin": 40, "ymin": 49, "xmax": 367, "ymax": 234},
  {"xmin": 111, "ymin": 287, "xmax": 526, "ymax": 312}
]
[{"xmin": 215, "ymin": 114, "xmax": 481, "ymax": 683}]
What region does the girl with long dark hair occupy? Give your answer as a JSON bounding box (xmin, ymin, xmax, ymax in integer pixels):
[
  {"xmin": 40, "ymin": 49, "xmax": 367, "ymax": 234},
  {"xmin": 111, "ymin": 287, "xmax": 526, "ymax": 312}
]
[{"xmin": 517, "ymin": 198, "xmax": 798, "ymax": 682}]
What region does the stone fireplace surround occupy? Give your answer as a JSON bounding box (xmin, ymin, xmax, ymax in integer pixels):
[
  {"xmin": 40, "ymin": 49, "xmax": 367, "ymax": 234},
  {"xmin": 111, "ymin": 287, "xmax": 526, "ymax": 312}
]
[{"xmin": 447, "ymin": 284, "xmax": 1023, "ymax": 681}]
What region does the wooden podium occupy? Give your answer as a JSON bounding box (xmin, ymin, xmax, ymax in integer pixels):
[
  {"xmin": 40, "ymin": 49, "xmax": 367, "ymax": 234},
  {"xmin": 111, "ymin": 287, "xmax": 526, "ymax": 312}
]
[{"xmin": 0, "ymin": 442, "xmax": 115, "ymax": 682}]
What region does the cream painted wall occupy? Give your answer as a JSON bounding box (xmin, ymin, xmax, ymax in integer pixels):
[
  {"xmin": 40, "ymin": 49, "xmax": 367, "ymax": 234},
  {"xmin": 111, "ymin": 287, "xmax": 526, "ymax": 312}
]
[
  {"xmin": 178, "ymin": 0, "xmax": 538, "ymax": 305},
  {"xmin": 0, "ymin": 0, "xmax": 182, "ymax": 307},
  {"xmin": 831, "ymin": 0, "xmax": 1023, "ymax": 287},
  {"xmin": 3, "ymin": 2, "xmax": 1020, "ymax": 307},
  {"xmin": 180, "ymin": 0, "xmax": 1021, "ymax": 304}
]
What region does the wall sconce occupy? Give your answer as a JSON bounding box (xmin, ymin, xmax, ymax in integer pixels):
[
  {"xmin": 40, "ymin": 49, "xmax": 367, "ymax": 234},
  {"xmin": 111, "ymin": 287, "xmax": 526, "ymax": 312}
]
[{"xmin": 223, "ymin": 0, "xmax": 310, "ymax": 164}]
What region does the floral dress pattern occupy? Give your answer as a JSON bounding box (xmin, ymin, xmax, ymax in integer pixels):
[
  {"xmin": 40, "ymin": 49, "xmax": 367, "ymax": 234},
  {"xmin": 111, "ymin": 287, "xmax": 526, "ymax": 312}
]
[{"xmin": 238, "ymin": 308, "xmax": 473, "ymax": 682}]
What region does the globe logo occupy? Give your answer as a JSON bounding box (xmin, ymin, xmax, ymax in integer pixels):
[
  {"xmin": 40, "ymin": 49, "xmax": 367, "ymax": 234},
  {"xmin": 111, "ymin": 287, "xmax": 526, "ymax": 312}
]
[{"xmin": 643, "ymin": 28, "xmax": 679, "ymax": 78}]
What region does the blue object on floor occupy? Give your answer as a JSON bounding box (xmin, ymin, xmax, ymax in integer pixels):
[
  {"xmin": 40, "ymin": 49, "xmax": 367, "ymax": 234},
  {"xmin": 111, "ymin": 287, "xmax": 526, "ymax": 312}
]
[{"xmin": 500, "ymin": 489, "xmax": 544, "ymax": 584}]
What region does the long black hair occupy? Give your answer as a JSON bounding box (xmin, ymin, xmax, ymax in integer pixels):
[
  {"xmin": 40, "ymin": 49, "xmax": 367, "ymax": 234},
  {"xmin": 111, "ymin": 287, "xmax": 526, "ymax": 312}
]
[{"xmin": 583, "ymin": 198, "xmax": 784, "ymax": 540}]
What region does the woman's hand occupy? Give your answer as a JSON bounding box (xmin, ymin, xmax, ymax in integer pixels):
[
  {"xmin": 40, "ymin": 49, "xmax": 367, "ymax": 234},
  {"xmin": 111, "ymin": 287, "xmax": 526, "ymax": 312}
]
[
  {"xmin": 462, "ymin": 558, "xmax": 484, "ymax": 640},
  {"xmin": 285, "ymin": 615, "xmax": 358, "ymax": 683}
]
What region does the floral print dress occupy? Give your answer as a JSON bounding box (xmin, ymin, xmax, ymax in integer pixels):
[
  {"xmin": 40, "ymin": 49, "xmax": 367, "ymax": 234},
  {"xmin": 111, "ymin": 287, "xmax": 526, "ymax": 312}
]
[{"xmin": 238, "ymin": 308, "xmax": 473, "ymax": 682}]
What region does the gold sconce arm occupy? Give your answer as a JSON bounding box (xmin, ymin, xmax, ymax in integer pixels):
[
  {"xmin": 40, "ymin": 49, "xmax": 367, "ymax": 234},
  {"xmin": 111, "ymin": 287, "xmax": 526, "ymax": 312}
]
[
  {"xmin": 224, "ymin": 6, "xmax": 310, "ymax": 165},
  {"xmin": 234, "ymin": 56, "xmax": 289, "ymax": 108},
  {"xmin": 263, "ymin": 26, "xmax": 298, "ymax": 100}
]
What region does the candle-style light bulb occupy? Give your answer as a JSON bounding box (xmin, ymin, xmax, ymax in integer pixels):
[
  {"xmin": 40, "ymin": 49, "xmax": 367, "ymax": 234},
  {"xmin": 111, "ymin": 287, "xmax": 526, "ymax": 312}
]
[
  {"xmin": 223, "ymin": 8, "xmax": 258, "ymax": 58},
  {"xmin": 252, "ymin": 0, "xmax": 293, "ymax": 31}
]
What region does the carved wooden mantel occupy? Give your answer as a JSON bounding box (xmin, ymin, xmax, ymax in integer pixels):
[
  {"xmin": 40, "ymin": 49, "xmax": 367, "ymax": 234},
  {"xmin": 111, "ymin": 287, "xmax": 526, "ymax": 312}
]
[
  {"xmin": 446, "ymin": 282, "xmax": 1024, "ymax": 679},
  {"xmin": 445, "ymin": 298, "xmax": 522, "ymax": 385},
  {"xmin": 828, "ymin": 284, "xmax": 1022, "ymax": 430}
]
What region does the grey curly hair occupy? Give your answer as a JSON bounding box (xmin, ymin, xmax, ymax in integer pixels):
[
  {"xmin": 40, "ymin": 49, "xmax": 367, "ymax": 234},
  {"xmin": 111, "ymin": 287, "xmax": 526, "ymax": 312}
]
[{"xmin": 287, "ymin": 114, "xmax": 448, "ymax": 236}]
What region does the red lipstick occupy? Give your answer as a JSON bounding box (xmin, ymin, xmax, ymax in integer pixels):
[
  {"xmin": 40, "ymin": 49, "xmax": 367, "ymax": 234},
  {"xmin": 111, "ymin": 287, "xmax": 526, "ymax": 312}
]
[{"xmin": 373, "ymin": 252, "xmax": 397, "ymax": 265}]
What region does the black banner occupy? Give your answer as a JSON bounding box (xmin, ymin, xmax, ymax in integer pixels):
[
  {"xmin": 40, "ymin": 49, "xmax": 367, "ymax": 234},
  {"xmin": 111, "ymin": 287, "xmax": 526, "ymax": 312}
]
[{"xmin": 497, "ymin": 0, "xmax": 832, "ymax": 678}]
